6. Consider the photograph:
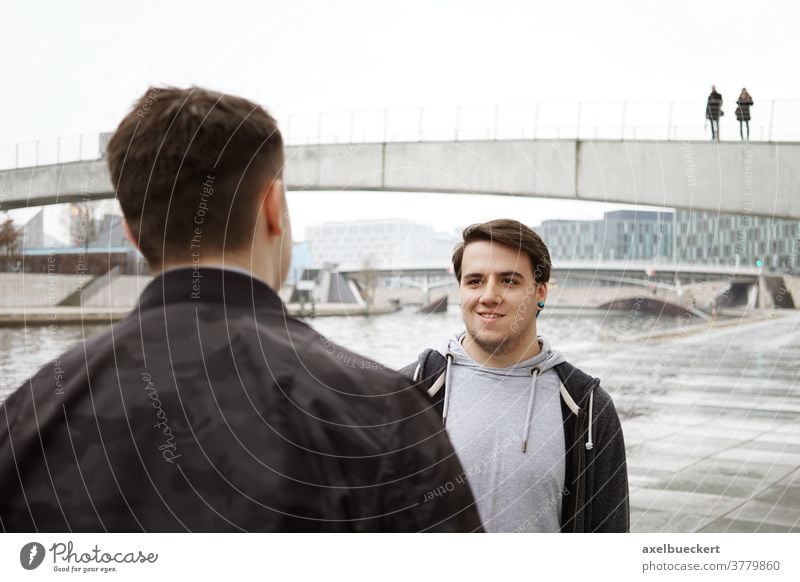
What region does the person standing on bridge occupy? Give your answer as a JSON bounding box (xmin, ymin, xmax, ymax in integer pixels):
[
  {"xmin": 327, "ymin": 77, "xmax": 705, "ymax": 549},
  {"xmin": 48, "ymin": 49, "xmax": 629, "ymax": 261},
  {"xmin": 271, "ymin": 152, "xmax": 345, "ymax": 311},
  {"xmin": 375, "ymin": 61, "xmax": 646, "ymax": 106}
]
[
  {"xmin": 0, "ymin": 86, "xmax": 481, "ymax": 533},
  {"xmin": 706, "ymin": 85, "xmax": 724, "ymax": 140},
  {"xmin": 399, "ymin": 219, "xmax": 629, "ymax": 532},
  {"xmin": 735, "ymin": 88, "xmax": 754, "ymax": 141}
]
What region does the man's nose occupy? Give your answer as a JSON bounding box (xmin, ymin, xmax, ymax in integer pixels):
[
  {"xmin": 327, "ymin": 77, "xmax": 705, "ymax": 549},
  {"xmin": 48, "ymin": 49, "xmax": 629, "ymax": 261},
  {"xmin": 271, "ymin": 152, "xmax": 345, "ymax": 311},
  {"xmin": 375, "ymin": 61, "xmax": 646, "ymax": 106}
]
[{"xmin": 479, "ymin": 282, "xmax": 501, "ymax": 304}]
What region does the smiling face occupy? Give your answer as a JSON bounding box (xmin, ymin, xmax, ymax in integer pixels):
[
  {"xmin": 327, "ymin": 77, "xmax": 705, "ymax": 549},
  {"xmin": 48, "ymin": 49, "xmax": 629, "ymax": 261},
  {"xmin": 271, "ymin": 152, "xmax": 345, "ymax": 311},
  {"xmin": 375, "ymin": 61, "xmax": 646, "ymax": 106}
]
[{"xmin": 458, "ymin": 240, "xmax": 547, "ymax": 364}]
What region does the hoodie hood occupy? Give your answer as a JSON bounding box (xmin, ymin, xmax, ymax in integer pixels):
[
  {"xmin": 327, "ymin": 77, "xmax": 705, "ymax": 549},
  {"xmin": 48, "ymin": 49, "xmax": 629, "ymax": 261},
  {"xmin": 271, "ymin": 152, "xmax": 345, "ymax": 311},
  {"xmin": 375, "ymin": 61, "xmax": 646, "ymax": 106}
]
[
  {"xmin": 427, "ymin": 333, "xmax": 568, "ymax": 452},
  {"xmin": 440, "ymin": 332, "xmax": 566, "ymax": 377}
]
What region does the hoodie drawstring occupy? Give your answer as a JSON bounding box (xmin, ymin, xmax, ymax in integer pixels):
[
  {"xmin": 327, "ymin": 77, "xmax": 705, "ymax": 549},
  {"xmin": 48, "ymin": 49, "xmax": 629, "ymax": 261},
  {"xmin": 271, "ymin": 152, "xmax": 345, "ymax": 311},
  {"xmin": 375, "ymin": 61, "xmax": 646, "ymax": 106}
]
[
  {"xmin": 585, "ymin": 385, "xmax": 595, "ymax": 451},
  {"xmin": 559, "ymin": 379, "xmax": 596, "ymax": 451},
  {"xmin": 429, "ymin": 339, "xmax": 596, "ymax": 453},
  {"xmin": 522, "ymin": 367, "xmax": 540, "ymax": 452},
  {"xmin": 441, "ymin": 353, "xmax": 455, "ymax": 426}
]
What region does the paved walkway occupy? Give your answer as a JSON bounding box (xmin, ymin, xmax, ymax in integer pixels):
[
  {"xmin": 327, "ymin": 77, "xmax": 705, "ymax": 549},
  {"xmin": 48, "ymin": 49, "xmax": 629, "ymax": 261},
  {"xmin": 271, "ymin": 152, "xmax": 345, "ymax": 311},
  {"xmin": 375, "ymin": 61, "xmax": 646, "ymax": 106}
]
[{"xmin": 575, "ymin": 310, "xmax": 800, "ymax": 532}]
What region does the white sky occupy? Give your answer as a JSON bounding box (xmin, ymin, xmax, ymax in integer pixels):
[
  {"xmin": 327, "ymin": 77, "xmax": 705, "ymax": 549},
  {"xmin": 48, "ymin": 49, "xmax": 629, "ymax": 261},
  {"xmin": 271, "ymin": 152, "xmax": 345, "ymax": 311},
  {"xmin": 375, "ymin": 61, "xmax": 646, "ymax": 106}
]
[{"xmin": 2, "ymin": 0, "xmax": 798, "ymax": 239}]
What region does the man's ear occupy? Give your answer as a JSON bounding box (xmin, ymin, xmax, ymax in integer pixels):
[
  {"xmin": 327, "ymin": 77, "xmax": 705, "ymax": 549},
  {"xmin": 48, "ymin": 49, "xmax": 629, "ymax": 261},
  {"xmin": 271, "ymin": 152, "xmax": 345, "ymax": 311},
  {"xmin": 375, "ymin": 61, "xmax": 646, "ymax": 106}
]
[
  {"xmin": 261, "ymin": 178, "xmax": 285, "ymax": 237},
  {"xmin": 536, "ymin": 281, "xmax": 548, "ymax": 302},
  {"xmin": 122, "ymin": 219, "xmax": 139, "ymax": 251}
]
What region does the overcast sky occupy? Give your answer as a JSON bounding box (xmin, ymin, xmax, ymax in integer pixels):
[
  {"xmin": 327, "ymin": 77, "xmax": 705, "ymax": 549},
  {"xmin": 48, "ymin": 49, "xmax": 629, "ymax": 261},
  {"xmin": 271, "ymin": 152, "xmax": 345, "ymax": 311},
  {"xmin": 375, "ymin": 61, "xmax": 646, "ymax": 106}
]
[{"xmin": 2, "ymin": 0, "xmax": 798, "ymax": 239}]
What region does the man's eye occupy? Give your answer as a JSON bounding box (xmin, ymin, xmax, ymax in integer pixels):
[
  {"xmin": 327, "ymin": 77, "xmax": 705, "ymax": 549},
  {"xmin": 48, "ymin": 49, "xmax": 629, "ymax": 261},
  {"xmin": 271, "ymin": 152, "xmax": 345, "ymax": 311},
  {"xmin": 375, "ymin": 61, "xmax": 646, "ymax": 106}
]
[
  {"xmin": 503, "ymin": 279, "xmax": 518, "ymax": 285},
  {"xmin": 466, "ymin": 279, "xmax": 481, "ymax": 285}
]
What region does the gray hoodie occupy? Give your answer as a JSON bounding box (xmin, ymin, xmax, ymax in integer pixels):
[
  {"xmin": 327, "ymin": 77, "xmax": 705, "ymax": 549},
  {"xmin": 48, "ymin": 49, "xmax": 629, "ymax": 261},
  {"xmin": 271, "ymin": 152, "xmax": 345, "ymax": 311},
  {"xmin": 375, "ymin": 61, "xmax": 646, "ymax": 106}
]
[
  {"xmin": 401, "ymin": 338, "xmax": 630, "ymax": 533},
  {"xmin": 433, "ymin": 334, "xmax": 567, "ymax": 532}
]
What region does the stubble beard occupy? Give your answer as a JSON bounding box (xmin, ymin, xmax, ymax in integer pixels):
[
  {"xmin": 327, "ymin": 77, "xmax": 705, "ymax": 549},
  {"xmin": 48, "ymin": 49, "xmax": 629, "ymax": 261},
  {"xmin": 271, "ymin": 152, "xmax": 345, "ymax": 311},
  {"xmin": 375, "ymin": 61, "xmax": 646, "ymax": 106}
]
[
  {"xmin": 466, "ymin": 318, "xmax": 540, "ymax": 361},
  {"xmin": 468, "ymin": 323, "xmax": 523, "ymax": 357}
]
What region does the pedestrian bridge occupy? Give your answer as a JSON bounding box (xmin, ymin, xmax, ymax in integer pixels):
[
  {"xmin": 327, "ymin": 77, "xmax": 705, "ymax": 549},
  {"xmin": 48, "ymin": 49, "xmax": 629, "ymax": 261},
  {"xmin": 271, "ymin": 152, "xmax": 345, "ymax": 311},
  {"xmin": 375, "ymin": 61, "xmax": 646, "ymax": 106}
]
[
  {"xmin": 362, "ymin": 261, "xmax": 796, "ymax": 313},
  {"xmin": 1, "ymin": 137, "xmax": 799, "ymax": 219}
]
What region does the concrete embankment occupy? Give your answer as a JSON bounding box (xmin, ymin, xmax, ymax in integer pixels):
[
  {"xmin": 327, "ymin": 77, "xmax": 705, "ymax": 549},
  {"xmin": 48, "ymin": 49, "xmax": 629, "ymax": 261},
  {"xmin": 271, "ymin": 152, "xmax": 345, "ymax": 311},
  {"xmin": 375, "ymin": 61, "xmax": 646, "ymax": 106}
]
[
  {"xmin": 0, "ymin": 306, "xmax": 131, "ymax": 326},
  {"xmin": 0, "ymin": 273, "xmax": 93, "ymax": 307},
  {"xmin": 2, "ymin": 272, "xmax": 797, "ymax": 316},
  {"xmin": 0, "ymin": 273, "xmax": 147, "ymax": 308},
  {"xmin": 0, "ymin": 303, "xmax": 401, "ymax": 327}
]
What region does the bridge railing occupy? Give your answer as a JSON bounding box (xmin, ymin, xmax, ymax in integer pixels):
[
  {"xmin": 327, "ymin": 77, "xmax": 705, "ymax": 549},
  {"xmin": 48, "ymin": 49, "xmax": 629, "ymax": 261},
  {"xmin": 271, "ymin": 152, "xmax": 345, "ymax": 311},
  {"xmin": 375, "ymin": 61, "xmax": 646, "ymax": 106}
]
[
  {"xmin": 0, "ymin": 133, "xmax": 102, "ymax": 171},
  {"xmin": 3, "ymin": 99, "xmax": 800, "ymax": 170},
  {"xmin": 283, "ymin": 99, "xmax": 800, "ymax": 144}
]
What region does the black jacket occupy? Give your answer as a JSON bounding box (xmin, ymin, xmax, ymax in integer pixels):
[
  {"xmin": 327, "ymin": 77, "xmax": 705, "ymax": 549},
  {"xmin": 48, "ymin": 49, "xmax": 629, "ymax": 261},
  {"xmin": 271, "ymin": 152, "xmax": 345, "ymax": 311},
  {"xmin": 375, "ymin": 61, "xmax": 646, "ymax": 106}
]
[
  {"xmin": 0, "ymin": 268, "xmax": 482, "ymax": 532},
  {"xmin": 706, "ymin": 91, "xmax": 723, "ymax": 120},
  {"xmin": 736, "ymin": 95, "xmax": 754, "ymax": 121},
  {"xmin": 400, "ymin": 349, "xmax": 629, "ymax": 533}
]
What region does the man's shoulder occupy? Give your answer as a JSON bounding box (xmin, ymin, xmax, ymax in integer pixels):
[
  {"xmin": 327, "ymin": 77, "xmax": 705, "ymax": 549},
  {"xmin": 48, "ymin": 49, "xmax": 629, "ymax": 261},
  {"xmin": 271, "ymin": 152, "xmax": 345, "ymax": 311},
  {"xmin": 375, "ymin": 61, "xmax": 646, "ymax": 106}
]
[
  {"xmin": 554, "ymin": 361, "xmax": 622, "ymax": 423},
  {"xmin": 554, "ymin": 361, "xmax": 595, "ymax": 391},
  {"xmin": 0, "ymin": 323, "xmax": 117, "ymax": 428},
  {"xmin": 554, "ymin": 361, "xmax": 618, "ymax": 406},
  {"xmin": 34, "ymin": 323, "xmax": 117, "ymax": 382},
  {"xmin": 287, "ymin": 331, "xmax": 415, "ymax": 399}
]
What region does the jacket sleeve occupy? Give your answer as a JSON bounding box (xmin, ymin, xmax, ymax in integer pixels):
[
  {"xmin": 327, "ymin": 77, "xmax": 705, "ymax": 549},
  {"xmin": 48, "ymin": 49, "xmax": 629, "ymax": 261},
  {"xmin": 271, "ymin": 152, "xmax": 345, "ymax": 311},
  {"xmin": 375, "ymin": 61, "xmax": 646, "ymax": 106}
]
[
  {"xmin": 586, "ymin": 387, "xmax": 630, "ymax": 532},
  {"xmin": 375, "ymin": 376, "xmax": 483, "ymax": 532}
]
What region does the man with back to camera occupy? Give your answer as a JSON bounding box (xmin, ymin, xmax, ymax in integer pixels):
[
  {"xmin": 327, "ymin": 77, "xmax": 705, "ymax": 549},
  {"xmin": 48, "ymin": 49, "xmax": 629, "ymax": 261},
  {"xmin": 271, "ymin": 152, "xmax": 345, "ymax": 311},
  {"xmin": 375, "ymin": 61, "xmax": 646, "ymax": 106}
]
[
  {"xmin": 401, "ymin": 219, "xmax": 629, "ymax": 532},
  {"xmin": 0, "ymin": 86, "xmax": 482, "ymax": 532}
]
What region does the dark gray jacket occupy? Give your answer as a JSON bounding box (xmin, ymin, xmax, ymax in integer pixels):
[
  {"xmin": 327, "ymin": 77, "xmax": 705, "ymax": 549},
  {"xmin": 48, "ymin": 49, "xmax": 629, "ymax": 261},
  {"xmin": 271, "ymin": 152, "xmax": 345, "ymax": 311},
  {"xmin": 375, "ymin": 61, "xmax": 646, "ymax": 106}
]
[
  {"xmin": 706, "ymin": 91, "xmax": 723, "ymax": 120},
  {"xmin": 400, "ymin": 349, "xmax": 629, "ymax": 532},
  {"xmin": 0, "ymin": 268, "xmax": 482, "ymax": 532}
]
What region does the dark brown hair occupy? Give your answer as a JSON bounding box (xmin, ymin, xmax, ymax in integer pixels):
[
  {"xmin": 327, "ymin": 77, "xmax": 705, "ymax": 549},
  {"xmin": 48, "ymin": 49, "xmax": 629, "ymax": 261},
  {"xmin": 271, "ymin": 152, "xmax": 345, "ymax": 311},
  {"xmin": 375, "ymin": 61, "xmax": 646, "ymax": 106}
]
[
  {"xmin": 106, "ymin": 86, "xmax": 284, "ymax": 266},
  {"xmin": 452, "ymin": 219, "xmax": 551, "ymax": 283}
]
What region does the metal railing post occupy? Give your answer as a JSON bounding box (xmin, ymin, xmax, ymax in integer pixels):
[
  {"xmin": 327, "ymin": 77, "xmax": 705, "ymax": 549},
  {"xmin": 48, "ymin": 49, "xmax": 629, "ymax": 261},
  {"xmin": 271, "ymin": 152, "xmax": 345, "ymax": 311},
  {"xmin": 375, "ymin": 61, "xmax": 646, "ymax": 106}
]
[
  {"xmin": 349, "ymin": 111, "xmax": 355, "ymax": 143},
  {"xmin": 621, "ymin": 101, "xmax": 626, "ymax": 140},
  {"xmin": 667, "ymin": 101, "xmax": 673, "ymax": 140},
  {"xmin": 768, "ymin": 100, "xmax": 775, "ymax": 141}
]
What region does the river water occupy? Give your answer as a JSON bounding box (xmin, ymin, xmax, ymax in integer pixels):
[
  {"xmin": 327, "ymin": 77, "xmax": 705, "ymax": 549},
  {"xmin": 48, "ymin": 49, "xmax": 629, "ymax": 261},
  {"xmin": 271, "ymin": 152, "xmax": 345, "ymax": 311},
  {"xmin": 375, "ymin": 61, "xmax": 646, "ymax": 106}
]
[
  {"xmin": 0, "ymin": 307, "xmax": 685, "ymax": 398},
  {"xmin": 1, "ymin": 307, "xmax": 799, "ymax": 532}
]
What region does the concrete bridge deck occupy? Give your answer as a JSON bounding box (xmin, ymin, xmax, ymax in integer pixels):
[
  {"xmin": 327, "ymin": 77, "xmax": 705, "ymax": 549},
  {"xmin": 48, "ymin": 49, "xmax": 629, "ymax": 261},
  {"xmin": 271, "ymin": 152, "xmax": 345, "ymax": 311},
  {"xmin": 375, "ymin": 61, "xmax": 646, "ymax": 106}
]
[{"xmin": 2, "ymin": 138, "xmax": 799, "ymax": 219}]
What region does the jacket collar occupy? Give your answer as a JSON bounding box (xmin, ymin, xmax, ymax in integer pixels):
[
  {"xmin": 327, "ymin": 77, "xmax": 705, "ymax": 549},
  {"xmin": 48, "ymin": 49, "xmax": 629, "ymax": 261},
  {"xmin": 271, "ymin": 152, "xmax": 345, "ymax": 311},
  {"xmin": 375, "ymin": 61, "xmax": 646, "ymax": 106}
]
[
  {"xmin": 137, "ymin": 266, "xmax": 286, "ymax": 312},
  {"xmin": 554, "ymin": 362, "xmax": 599, "ymax": 408}
]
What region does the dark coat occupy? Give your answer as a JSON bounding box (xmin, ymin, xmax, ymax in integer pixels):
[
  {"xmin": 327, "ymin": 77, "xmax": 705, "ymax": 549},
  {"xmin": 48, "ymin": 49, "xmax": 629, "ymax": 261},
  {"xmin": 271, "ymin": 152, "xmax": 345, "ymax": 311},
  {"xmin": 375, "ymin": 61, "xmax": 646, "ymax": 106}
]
[
  {"xmin": 0, "ymin": 268, "xmax": 482, "ymax": 532},
  {"xmin": 736, "ymin": 94, "xmax": 754, "ymax": 121},
  {"xmin": 706, "ymin": 91, "xmax": 723, "ymax": 120},
  {"xmin": 400, "ymin": 349, "xmax": 630, "ymax": 533}
]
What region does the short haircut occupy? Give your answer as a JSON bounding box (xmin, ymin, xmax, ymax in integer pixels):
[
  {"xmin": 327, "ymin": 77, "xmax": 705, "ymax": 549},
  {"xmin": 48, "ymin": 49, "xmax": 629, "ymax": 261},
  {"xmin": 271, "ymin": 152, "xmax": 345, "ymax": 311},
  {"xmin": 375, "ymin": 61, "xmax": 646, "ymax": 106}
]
[
  {"xmin": 452, "ymin": 219, "xmax": 551, "ymax": 283},
  {"xmin": 106, "ymin": 86, "xmax": 284, "ymax": 266}
]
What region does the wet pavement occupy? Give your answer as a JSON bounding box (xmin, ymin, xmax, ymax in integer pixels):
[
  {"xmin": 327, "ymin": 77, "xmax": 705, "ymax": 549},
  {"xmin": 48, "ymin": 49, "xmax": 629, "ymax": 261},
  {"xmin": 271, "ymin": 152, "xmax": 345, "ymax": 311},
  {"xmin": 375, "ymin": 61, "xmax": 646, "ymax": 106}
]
[{"xmin": 579, "ymin": 310, "xmax": 800, "ymax": 532}]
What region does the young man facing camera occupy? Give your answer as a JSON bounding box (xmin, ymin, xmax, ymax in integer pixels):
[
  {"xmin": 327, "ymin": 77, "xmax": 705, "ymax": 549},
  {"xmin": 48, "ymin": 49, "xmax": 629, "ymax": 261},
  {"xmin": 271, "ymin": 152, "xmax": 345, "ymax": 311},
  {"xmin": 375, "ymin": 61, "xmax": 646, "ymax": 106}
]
[
  {"xmin": 401, "ymin": 219, "xmax": 629, "ymax": 532},
  {"xmin": 0, "ymin": 87, "xmax": 481, "ymax": 532}
]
